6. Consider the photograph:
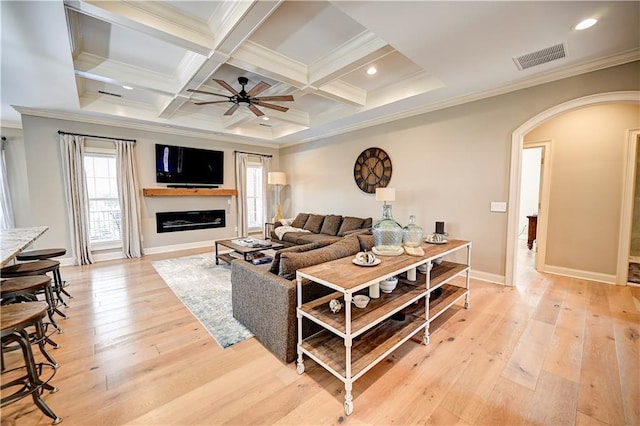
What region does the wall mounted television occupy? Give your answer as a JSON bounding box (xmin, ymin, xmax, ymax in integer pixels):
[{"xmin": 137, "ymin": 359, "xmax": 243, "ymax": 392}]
[{"xmin": 155, "ymin": 144, "xmax": 224, "ymax": 186}]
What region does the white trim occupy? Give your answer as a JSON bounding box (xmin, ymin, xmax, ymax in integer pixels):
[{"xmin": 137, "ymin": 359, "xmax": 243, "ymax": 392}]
[
  {"xmin": 143, "ymin": 240, "xmax": 218, "ymax": 256},
  {"xmin": 543, "ymin": 265, "xmax": 617, "ymax": 285},
  {"xmin": 618, "ymin": 129, "xmax": 640, "ymax": 285},
  {"xmin": 506, "ymin": 91, "xmax": 640, "ymax": 286},
  {"xmin": 92, "ymin": 250, "xmax": 125, "ymax": 263},
  {"xmin": 630, "ymin": 256, "xmax": 640, "ymax": 263},
  {"xmin": 470, "ymin": 270, "xmax": 505, "ymax": 286}
]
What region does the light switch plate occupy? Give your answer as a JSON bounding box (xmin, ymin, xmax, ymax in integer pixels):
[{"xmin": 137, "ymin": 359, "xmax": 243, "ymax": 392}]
[{"xmin": 491, "ymin": 202, "xmax": 507, "ymax": 212}]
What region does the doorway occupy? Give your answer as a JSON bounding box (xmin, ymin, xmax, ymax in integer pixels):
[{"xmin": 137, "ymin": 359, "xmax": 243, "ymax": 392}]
[
  {"xmin": 505, "ymin": 91, "xmax": 640, "ymax": 287},
  {"xmin": 518, "ymin": 146, "xmax": 543, "ymax": 271}
]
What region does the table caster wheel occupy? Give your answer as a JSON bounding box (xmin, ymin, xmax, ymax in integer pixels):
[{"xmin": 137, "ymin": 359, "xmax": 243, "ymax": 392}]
[
  {"xmin": 344, "ymin": 400, "xmax": 354, "ymax": 415},
  {"xmin": 296, "ymin": 363, "xmax": 304, "ymax": 375}
]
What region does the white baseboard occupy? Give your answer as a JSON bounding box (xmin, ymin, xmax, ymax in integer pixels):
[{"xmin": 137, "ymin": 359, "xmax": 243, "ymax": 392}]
[
  {"xmin": 629, "ymin": 256, "xmax": 640, "ymax": 263},
  {"xmin": 470, "ymin": 270, "xmax": 506, "ymax": 285},
  {"xmin": 543, "ymin": 265, "xmax": 617, "ymax": 285},
  {"xmin": 143, "ymin": 240, "xmax": 215, "ymax": 256}
]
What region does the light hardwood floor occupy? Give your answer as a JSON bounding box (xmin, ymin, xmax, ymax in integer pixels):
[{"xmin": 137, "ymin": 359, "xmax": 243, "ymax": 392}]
[{"xmin": 2, "ymin": 243, "xmax": 638, "ymax": 425}]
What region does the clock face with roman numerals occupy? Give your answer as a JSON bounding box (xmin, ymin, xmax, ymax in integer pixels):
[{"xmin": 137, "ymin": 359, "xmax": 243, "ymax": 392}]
[{"xmin": 353, "ymin": 147, "xmax": 392, "ymax": 194}]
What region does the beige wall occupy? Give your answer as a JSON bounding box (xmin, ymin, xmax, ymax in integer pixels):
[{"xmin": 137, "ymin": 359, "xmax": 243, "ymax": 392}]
[
  {"xmin": 525, "ymin": 104, "xmax": 640, "ymax": 276},
  {"xmin": 13, "ymin": 115, "xmax": 279, "ymax": 256},
  {"xmin": 8, "ymin": 61, "xmax": 640, "ymax": 278},
  {"xmin": 280, "ymin": 61, "xmax": 640, "ymax": 279}
]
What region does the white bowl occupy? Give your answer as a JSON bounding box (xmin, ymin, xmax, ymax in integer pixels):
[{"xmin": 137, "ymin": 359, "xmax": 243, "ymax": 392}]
[
  {"xmin": 352, "ymin": 295, "xmax": 370, "ymax": 308},
  {"xmin": 379, "ymin": 277, "xmax": 398, "ymax": 293}
]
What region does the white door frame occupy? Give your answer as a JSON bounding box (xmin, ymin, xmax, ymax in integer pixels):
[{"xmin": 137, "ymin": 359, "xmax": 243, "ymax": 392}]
[
  {"xmin": 618, "ymin": 129, "xmax": 640, "ymax": 285},
  {"xmin": 522, "ymin": 141, "xmax": 552, "ymax": 273},
  {"xmin": 505, "ymin": 91, "xmax": 640, "ymax": 286}
]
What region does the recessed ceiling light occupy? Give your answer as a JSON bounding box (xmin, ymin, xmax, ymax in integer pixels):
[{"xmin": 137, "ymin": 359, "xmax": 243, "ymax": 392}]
[
  {"xmin": 122, "ymin": 85, "xmax": 133, "ymax": 90},
  {"xmin": 366, "ymin": 66, "xmax": 377, "ymax": 75},
  {"xmin": 262, "ymin": 116, "xmax": 269, "ymax": 121},
  {"xmin": 574, "ymin": 18, "xmax": 597, "ymax": 30}
]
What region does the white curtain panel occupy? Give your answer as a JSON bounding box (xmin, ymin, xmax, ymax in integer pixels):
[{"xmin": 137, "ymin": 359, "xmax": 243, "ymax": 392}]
[
  {"xmin": 260, "ymin": 156, "xmax": 272, "ymax": 225},
  {"xmin": 60, "ymin": 134, "xmax": 94, "ymax": 265},
  {"xmin": 0, "ymin": 138, "xmax": 15, "ymax": 229},
  {"xmin": 235, "ymin": 153, "xmax": 249, "ymax": 237},
  {"xmin": 115, "ymin": 140, "xmax": 143, "ymax": 258}
]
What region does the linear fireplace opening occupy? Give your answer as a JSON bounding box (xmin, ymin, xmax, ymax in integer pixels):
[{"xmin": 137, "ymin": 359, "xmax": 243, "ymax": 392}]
[{"xmin": 156, "ymin": 209, "xmax": 225, "ymax": 233}]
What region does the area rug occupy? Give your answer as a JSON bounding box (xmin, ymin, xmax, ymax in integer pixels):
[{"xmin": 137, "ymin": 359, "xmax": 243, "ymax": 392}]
[
  {"xmin": 629, "ymin": 262, "xmax": 640, "ymax": 284},
  {"xmin": 152, "ymin": 252, "xmax": 253, "ymax": 348}
]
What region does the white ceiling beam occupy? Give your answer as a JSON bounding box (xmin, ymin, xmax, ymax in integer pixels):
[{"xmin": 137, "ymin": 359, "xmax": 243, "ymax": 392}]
[
  {"xmin": 309, "ymin": 31, "xmax": 394, "ymax": 87},
  {"xmin": 74, "ymin": 52, "xmax": 178, "ymax": 94},
  {"xmin": 229, "ymin": 40, "xmax": 308, "ymax": 88},
  {"xmin": 315, "ymin": 80, "xmax": 366, "ymax": 106},
  {"xmin": 209, "ymin": 1, "xmax": 283, "ymax": 55},
  {"xmin": 64, "ymin": 0, "xmax": 214, "ymax": 54}
]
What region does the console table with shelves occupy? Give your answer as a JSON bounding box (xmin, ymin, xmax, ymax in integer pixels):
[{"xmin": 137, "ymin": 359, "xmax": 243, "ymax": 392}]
[{"xmin": 295, "ymin": 239, "xmax": 471, "ymax": 415}]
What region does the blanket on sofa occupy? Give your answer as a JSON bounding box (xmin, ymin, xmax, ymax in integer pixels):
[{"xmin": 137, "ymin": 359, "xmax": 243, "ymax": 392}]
[{"xmin": 274, "ymin": 225, "xmax": 310, "ymax": 240}]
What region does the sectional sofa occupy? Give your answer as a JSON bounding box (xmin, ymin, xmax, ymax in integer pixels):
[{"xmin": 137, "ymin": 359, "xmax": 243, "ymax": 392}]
[{"xmin": 231, "ymin": 214, "xmax": 374, "ymax": 363}]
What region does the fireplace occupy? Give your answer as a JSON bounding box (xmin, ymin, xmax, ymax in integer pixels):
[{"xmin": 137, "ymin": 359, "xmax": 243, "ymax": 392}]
[{"xmin": 156, "ymin": 209, "xmax": 225, "ymax": 233}]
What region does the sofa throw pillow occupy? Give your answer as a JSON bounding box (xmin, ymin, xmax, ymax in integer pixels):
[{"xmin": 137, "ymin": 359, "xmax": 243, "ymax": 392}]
[
  {"xmin": 357, "ymin": 234, "xmax": 375, "ymax": 251},
  {"xmin": 278, "ymin": 236, "xmax": 361, "ymax": 280},
  {"xmin": 269, "ymin": 242, "xmax": 324, "ymax": 274},
  {"xmin": 291, "ymin": 213, "xmax": 310, "ymax": 229},
  {"xmin": 320, "ymin": 215, "xmax": 343, "ymax": 236},
  {"xmin": 362, "ymin": 217, "xmax": 373, "ymax": 229},
  {"xmin": 303, "ymin": 214, "xmax": 325, "ymax": 233},
  {"xmin": 337, "ymin": 216, "xmax": 365, "ymax": 236}
]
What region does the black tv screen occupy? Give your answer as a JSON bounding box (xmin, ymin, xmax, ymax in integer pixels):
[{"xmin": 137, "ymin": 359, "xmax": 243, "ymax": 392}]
[{"xmin": 155, "ymin": 144, "xmax": 224, "ymax": 185}]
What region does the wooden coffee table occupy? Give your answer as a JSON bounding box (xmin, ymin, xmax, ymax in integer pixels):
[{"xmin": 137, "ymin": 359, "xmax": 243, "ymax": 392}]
[{"xmin": 215, "ymin": 238, "xmax": 283, "ymax": 265}]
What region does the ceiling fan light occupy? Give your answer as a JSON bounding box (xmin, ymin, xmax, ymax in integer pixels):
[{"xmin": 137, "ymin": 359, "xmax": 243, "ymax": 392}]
[
  {"xmin": 574, "ymin": 18, "xmax": 597, "ymax": 30},
  {"xmin": 367, "ymin": 66, "xmax": 377, "ymax": 75}
]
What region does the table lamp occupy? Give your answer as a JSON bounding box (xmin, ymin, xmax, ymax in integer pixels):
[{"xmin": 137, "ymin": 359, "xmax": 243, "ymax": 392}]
[
  {"xmin": 373, "ymin": 187, "xmax": 403, "ymax": 252},
  {"xmin": 268, "ymin": 172, "xmax": 287, "ymax": 222}
]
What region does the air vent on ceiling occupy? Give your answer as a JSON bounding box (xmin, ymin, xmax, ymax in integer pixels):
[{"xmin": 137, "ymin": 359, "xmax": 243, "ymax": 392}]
[
  {"xmin": 98, "ymin": 90, "xmax": 122, "ymax": 98},
  {"xmin": 513, "ymin": 43, "xmax": 567, "ymax": 70}
]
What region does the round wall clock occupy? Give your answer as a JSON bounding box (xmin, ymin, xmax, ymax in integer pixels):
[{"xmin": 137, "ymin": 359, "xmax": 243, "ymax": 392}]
[{"xmin": 353, "ymin": 147, "xmax": 392, "ymax": 194}]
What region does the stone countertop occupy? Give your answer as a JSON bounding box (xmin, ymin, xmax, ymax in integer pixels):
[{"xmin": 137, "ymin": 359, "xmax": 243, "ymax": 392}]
[{"xmin": 0, "ymin": 226, "xmax": 49, "ymax": 267}]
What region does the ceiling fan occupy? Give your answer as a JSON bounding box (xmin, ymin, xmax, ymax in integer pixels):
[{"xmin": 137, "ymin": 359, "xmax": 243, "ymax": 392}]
[{"xmin": 187, "ymin": 77, "xmax": 294, "ymax": 117}]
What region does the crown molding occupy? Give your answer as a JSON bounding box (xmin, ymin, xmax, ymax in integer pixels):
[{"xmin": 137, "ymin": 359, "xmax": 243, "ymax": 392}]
[
  {"xmin": 13, "ymin": 106, "xmax": 280, "ymax": 149},
  {"xmin": 280, "ymin": 50, "xmax": 640, "ymax": 147}
]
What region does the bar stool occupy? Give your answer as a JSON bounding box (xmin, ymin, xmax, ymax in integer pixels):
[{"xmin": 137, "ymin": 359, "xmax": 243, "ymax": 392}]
[
  {"xmin": 16, "ymin": 248, "xmax": 71, "ymax": 304},
  {"xmin": 1, "ymin": 275, "xmax": 63, "ymax": 335},
  {"xmin": 1, "ymin": 302, "xmax": 62, "ymax": 424},
  {"xmin": 1, "ymin": 260, "xmax": 67, "ymax": 319}
]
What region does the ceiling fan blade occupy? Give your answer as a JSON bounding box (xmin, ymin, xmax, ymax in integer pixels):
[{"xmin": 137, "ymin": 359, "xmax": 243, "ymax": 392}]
[
  {"xmin": 248, "ymin": 104, "xmax": 264, "ymax": 117},
  {"xmin": 256, "ymin": 101, "xmax": 289, "ymax": 112},
  {"xmin": 194, "ymin": 100, "xmax": 231, "ymax": 105},
  {"xmin": 246, "ymin": 81, "xmax": 270, "ymax": 97},
  {"xmin": 255, "ymin": 95, "xmax": 294, "ymax": 102},
  {"xmin": 214, "ymin": 79, "xmax": 240, "ymax": 96},
  {"xmin": 187, "ymin": 89, "xmax": 229, "ymax": 98},
  {"xmin": 224, "ymin": 104, "xmax": 240, "ymax": 116}
]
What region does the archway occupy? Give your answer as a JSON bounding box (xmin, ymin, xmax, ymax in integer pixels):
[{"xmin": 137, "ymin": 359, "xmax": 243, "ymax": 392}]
[{"xmin": 505, "ymin": 91, "xmax": 640, "ymax": 286}]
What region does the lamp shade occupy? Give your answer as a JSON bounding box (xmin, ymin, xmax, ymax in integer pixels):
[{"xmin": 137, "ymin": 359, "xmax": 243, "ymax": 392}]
[
  {"xmin": 375, "ymin": 187, "xmax": 395, "ymax": 202},
  {"xmin": 268, "ymin": 172, "xmax": 287, "ymax": 185}
]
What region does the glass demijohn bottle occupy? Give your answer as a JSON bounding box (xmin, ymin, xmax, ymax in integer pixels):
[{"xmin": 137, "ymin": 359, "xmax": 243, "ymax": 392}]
[
  {"xmin": 373, "ymin": 204, "xmax": 403, "ymax": 252},
  {"xmin": 402, "ymin": 215, "xmax": 423, "ymax": 247}
]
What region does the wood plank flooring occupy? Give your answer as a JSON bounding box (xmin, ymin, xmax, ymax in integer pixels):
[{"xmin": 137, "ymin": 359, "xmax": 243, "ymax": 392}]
[{"xmin": 1, "ymin": 243, "xmax": 638, "ymax": 425}]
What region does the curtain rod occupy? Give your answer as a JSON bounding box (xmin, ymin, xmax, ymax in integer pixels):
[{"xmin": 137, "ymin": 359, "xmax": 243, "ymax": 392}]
[
  {"xmin": 234, "ymin": 150, "xmax": 272, "ymax": 158},
  {"xmin": 58, "ymin": 130, "xmax": 136, "ymax": 143}
]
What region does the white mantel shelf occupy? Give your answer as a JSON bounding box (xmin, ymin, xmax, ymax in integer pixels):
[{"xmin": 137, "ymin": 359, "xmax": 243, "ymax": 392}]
[{"xmin": 142, "ymin": 188, "xmax": 237, "ymax": 197}]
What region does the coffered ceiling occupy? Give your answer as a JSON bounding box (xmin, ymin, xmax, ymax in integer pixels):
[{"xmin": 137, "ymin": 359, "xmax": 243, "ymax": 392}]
[{"xmin": 2, "ymin": 1, "xmax": 639, "ymax": 146}]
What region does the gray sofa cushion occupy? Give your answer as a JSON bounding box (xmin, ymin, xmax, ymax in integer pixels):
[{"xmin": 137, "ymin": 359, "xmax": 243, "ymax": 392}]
[
  {"xmin": 269, "ymin": 241, "xmax": 326, "ymax": 274},
  {"xmin": 319, "ymin": 214, "xmax": 343, "ymax": 236},
  {"xmin": 337, "ymin": 216, "xmax": 365, "ymax": 236},
  {"xmin": 358, "ymin": 234, "xmax": 375, "ymax": 251},
  {"xmin": 291, "ymin": 213, "xmax": 310, "ymax": 228},
  {"xmin": 279, "ymin": 236, "xmax": 361, "ymax": 280},
  {"xmin": 292, "ymin": 233, "xmax": 342, "ymax": 245},
  {"xmin": 303, "ymin": 214, "xmax": 325, "ymax": 233}
]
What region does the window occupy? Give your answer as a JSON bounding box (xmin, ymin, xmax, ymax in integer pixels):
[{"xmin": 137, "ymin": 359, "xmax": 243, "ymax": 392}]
[
  {"xmin": 246, "ymin": 163, "xmax": 264, "ymax": 229},
  {"xmin": 84, "ymin": 151, "xmax": 121, "ymax": 244}
]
